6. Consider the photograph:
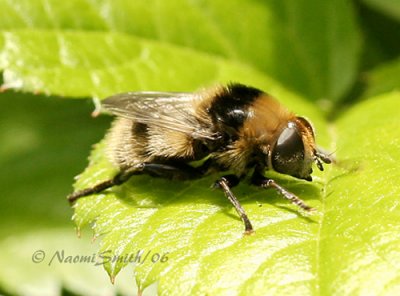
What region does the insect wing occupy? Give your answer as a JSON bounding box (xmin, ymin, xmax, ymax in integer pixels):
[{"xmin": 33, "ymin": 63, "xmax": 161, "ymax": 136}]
[{"xmin": 101, "ymin": 92, "xmax": 213, "ymax": 139}]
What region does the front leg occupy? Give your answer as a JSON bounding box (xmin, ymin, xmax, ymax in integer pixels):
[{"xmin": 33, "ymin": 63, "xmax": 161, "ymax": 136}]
[
  {"xmin": 214, "ymin": 175, "xmax": 254, "ymax": 235},
  {"xmin": 251, "ymin": 171, "xmax": 314, "ymax": 212}
]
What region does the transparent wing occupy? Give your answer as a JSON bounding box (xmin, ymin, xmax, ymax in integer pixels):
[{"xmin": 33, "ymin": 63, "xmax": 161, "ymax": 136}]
[{"xmin": 101, "ymin": 91, "xmax": 215, "ymax": 139}]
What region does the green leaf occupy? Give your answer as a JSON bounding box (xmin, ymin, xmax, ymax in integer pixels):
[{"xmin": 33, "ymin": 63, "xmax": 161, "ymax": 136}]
[
  {"xmin": 0, "ymin": 0, "xmax": 361, "ymax": 101},
  {"xmin": 322, "ymin": 92, "xmax": 400, "ymax": 295},
  {"xmin": 255, "ymin": 0, "xmax": 361, "ymax": 102},
  {"xmin": 0, "ymin": 91, "xmax": 110, "ymax": 235},
  {"xmin": 0, "ymin": 29, "xmax": 290, "ymax": 98},
  {"xmin": 362, "ymin": 57, "xmax": 400, "ymax": 98},
  {"xmin": 1, "ymin": 0, "xmax": 398, "ymax": 295},
  {"xmin": 0, "ymin": 91, "xmax": 153, "ymax": 295},
  {"xmin": 0, "ymin": 229, "xmax": 143, "ymax": 296},
  {"xmin": 72, "ymin": 101, "xmax": 327, "ymax": 294},
  {"xmin": 361, "ymin": 0, "xmax": 400, "ymax": 21},
  {"xmin": 70, "ymin": 91, "xmax": 400, "ymax": 295}
]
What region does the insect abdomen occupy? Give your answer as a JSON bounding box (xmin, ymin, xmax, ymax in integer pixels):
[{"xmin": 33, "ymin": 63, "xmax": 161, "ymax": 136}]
[
  {"xmin": 107, "ymin": 117, "xmax": 204, "ymax": 169},
  {"xmin": 106, "ymin": 118, "xmax": 150, "ymax": 168}
]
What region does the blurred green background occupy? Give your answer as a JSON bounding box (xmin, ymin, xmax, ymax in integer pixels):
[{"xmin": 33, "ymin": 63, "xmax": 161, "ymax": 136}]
[{"xmin": 0, "ymin": 0, "xmax": 399, "ymax": 295}]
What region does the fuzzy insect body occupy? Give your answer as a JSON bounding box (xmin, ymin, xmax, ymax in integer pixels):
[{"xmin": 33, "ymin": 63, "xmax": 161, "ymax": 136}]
[{"xmin": 68, "ymin": 83, "xmax": 331, "ymax": 234}]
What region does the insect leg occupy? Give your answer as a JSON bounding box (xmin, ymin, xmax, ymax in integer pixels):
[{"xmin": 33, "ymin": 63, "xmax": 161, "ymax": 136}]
[
  {"xmin": 214, "ymin": 175, "xmax": 254, "ymax": 235},
  {"xmin": 141, "ymin": 163, "xmax": 202, "ymax": 180},
  {"xmin": 251, "ymin": 171, "xmax": 314, "ymax": 212},
  {"xmin": 67, "ymin": 163, "xmax": 146, "ymax": 204},
  {"xmin": 67, "ymin": 162, "xmax": 202, "ymax": 204}
]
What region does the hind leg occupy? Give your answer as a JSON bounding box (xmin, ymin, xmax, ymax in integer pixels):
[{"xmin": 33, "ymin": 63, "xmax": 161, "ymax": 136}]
[{"xmin": 67, "ymin": 162, "xmax": 201, "ymax": 204}]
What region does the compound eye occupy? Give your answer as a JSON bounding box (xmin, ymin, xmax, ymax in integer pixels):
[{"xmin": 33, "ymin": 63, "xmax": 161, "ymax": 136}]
[{"xmin": 272, "ymin": 124, "xmax": 305, "ymax": 178}]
